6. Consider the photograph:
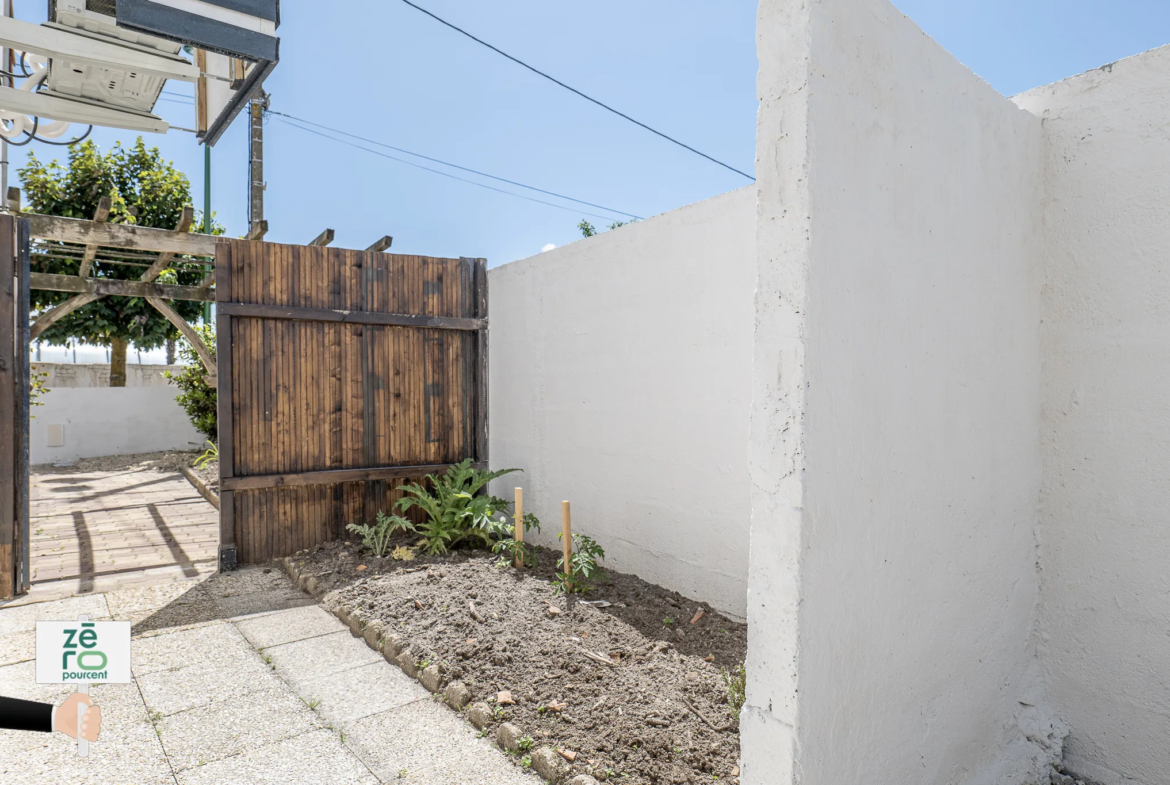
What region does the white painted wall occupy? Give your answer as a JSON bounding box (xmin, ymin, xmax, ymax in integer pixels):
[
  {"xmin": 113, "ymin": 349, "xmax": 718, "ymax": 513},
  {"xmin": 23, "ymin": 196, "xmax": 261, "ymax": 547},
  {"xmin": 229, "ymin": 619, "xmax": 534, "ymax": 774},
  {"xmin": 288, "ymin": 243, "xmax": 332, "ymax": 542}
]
[
  {"xmin": 748, "ymin": 1, "xmax": 1051, "ymax": 783},
  {"xmin": 32, "ymin": 363, "xmax": 205, "ymax": 464},
  {"xmin": 488, "ymin": 187, "xmax": 756, "ymax": 618},
  {"xmin": 1014, "ymin": 45, "xmax": 1170, "ymax": 785}
]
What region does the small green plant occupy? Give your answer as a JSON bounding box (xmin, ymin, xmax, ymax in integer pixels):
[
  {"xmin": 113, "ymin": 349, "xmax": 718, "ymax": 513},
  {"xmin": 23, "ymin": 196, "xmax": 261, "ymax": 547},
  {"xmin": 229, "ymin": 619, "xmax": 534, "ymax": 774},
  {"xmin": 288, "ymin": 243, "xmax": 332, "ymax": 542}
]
[
  {"xmin": 391, "ymin": 545, "xmax": 416, "ymax": 561},
  {"xmin": 521, "ymin": 755, "xmax": 533, "ymax": 768},
  {"xmin": 29, "ymin": 368, "xmax": 48, "ymax": 416},
  {"xmin": 553, "ymin": 532, "xmax": 606, "ymax": 594},
  {"xmin": 722, "ymin": 661, "xmax": 746, "ymax": 721},
  {"xmin": 308, "ymin": 697, "xmax": 321, "ymax": 711},
  {"xmin": 395, "ymin": 459, "xmax": 535, "ymax": 555},
  {"xmin": 517, "ymin": 735, "xmax": 534, "ymax": 752},
  {"xmin": 346, "ymin": 510, "xmax": 414, "ymax": 558},
  {"xmin": 193, "ymin": 439, "xmax": 218, "ymax": 470},
  {"xmin": 164, "ymin": 324, "xmax": 217, "ymax": 442},
  {"xmin": 663, "ymin": 615, "xmax": 675, "ymax": 627},
  {"xmin": 489, "ymin": 511, "xmax": 542, "ymax": 566},
  {"xmin": 493, "ymin": 705, "xmax": 506, "ymax": 718}
]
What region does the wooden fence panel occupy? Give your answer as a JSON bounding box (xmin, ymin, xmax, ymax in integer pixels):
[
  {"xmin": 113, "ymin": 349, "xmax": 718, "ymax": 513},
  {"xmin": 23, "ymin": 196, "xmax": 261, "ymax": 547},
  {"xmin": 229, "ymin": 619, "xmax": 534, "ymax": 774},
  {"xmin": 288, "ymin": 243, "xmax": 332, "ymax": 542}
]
[{"xmin": 217, "ymin": 239, "xmax": 486, "ymax": 567}]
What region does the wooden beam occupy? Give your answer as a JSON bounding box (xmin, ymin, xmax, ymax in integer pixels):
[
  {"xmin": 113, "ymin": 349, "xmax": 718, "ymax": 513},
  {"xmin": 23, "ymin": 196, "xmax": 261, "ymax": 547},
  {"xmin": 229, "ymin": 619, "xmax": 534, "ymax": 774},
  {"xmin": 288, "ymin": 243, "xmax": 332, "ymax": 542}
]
[
  {"xmin": 30, "ymin": 292, "xmax": 101, "ymax": 340},
  {"xmin": 216, "ymin": 302, "xmax": 485, "ymax": 331},
  {"xmin": 0, "ymin": 214, "xmax": 15, "ymax": 599},
  {"xmin": 140, "ymin": 206, "xmax": 195, "ymax": 282},
  {"xmin": 215, "ymin": 242, "xmax": 235, "ymax": 567},
  {"xmin": 307, "ymin": 228, "xmax": 334, "ymax": 247},
  {"xmin": 77, "ymin": 196, "xmax": 112, "ymax": 279},
  {"xmin": 222, "ymin": 462, "xmax": 485, "ymax": 492},
  {"xmin": 365, "ymin": 235, "xmax": 393, "ymax": 253},
  {"xmin": 145, "ymin": 296, "xmax": 215, "ymax": 376},
  {"xmin": 26, "ymin": 214, "xmax": 217, "ymax": 256},
  {"xmin": 245, "ymin": 220, "xmax": 268, "ymax": 241},
  {"xmin": 6, "ymin": 186, "xmax": 18, "ymax": 214},
  {"xmin": 30, "ymin": 272, "xmax": 215, "ymax": 302}
]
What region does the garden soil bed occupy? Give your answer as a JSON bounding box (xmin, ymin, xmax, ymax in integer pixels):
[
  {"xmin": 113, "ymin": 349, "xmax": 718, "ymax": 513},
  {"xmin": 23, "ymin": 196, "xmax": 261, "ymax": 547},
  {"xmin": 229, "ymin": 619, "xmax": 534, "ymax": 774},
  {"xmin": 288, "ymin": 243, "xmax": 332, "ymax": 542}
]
[{"xmin": 296, "ymin": 539, "xmax": 746, "ymax": 785}]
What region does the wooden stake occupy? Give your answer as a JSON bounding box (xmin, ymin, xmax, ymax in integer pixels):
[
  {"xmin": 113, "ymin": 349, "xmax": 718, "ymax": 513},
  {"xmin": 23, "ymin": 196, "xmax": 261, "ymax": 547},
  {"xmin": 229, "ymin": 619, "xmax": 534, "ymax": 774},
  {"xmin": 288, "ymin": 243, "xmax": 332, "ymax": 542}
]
[
  {"xmin": 514, "ymin": 487, "xmax": 524, "ymax": 568},
  {"xmin": 561, "ymin": 500, "xmax": 573, "ymax": 591}
]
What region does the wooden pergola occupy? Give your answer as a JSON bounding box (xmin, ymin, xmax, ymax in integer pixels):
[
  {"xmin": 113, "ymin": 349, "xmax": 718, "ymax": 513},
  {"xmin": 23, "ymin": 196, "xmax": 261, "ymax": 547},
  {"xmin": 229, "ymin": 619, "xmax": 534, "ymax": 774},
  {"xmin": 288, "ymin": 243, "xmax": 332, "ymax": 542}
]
[{"xmin": 10, "ymin": 186, "xmax": 393, "ymax": 385}]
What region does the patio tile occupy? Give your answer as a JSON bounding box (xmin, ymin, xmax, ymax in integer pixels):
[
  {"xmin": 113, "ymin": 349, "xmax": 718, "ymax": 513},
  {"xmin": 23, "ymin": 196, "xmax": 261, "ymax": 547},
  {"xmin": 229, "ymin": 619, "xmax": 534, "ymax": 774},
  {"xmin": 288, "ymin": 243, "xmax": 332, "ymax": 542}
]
[
  {"xmin": 264, "ymin": 630, "xmax": 382, "ymax": 688},
  {"xmin": 293, "ymin": 659, "xmax": 428, "ymax": 724},
  {"xmin": 175, "ymin": 728, "xmax": 378, "ymax": 785},
  {"xmin": 234, "ymin": 604, "xmax": 347, "ymax": 649}
]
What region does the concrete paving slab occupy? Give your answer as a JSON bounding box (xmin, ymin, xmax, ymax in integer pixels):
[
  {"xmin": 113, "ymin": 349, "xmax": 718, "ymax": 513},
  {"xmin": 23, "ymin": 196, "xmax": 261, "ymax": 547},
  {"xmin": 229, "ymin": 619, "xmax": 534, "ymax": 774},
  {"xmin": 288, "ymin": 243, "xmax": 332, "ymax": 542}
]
[
  {"xmin": 0, "ymin": 659, "xmax": 73, "ymax": 704},
  {"xmin": 201, "ymin": 566, "xmax": 292, "ymax": 598},
  {"xmin": 212, "ymin": 587, "xmax": 316, "ymax": 618},
  {"xmin": 157, "ymin": 679, "xmax": 324, "ymax": 772},
  {"xmin": 131, "ymin": 620, "xmax": 254, "ymax": 676},
  {"xmin": 342, "ymin": 699, "xmax": 537, "ymax": 785},
  {"xmin": 136, "ymin": 641, "xmax": 277, "ymax": 716},
  {"xmin": 105, "ymin": 578, "xmax": 210, "ymax": 618},
  {"xmin": 0, "ymin": 593, "xmax": 110, "ymax": 635},
  {"xmin": 265, "ymin": 630, "xmax": 382, "ymax": 686},
  {"xmin": 0, "ymin": 717, "xmax": 175, "ymax": 785},
  {"xmin": 294, "ymin": 659, "xmax": 429, "ymax": 724},
  {"xmin": 0, "ymin": 630, "xmax": 35, "ymax": 667},
  {"xmin": 175, "ymin": 728, "xmax": 379, "ymax": 785},
  {"xmin": 235, "ymin": 604, "xmax": 348, "ymax": 649}
]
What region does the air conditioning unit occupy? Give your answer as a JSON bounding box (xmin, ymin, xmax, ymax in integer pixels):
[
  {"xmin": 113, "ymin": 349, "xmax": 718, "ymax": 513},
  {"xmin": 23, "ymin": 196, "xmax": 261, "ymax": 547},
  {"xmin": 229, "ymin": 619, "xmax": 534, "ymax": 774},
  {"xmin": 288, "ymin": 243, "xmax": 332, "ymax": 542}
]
[{"xmin": 44, "ymin": 0, "xmax": 184, "ymax": 114}]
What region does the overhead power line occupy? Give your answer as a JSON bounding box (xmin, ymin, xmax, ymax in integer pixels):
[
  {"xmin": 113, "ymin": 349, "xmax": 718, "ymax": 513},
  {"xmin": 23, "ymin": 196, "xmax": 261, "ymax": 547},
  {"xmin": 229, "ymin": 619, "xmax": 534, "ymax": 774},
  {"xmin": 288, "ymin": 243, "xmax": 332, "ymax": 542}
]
[
  {"xmin": 269, "ymin": 110, "xmax": 642, "ymax": 220},
  {"xmin": 273, "ymin": 116, "xmax": 634, "ymax": 222},
  {"xmin": 396, "ymin": 0, "xmax": 755, "ymax": 182}
]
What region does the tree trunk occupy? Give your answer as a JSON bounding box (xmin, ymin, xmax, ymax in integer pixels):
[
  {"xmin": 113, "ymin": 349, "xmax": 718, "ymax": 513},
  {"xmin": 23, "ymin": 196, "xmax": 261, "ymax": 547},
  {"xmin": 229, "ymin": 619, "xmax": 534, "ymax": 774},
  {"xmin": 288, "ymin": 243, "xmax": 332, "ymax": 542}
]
[
  {"xmin": 166, "ymin": 338, "xmax": 176, "ymax": 365},
  {"xmin": 110, "ymin": 338, "xmax": 128, "ymax": 387}
]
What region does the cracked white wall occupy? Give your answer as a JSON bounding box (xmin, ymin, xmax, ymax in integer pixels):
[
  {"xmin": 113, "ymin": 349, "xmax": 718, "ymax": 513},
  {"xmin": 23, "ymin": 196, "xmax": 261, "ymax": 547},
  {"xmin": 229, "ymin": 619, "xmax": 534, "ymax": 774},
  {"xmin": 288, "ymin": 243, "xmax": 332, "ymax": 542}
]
[
  {"xmin": 1015, "ymin": 45, "xmax": 1170, "ymax": 785},
  {"xmin": 487, "ymin": 187, "xmax": 756, "ymax": 618},
  {"xmin": 747, "ymin": 0, "xmax": 1047, "ymax": 782}
]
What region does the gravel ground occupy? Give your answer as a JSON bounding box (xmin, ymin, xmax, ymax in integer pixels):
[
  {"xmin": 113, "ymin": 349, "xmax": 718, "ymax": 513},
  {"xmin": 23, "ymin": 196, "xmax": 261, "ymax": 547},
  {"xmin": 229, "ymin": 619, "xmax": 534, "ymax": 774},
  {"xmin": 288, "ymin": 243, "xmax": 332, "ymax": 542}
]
[
  {"xmin": 300, "ymin": 539, "xmax": 746, "ymax": 784},
  {"xmin": 33, "ymin": 449, "xmax": 204, "ymax": 474}
]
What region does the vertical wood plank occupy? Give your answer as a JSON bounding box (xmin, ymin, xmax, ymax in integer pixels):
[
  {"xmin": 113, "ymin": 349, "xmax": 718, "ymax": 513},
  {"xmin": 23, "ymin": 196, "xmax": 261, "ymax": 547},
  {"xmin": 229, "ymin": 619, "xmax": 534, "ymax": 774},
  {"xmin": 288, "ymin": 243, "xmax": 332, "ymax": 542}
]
[
  {"xmin": 472, "ymin": 258, "xmax": 489, "ymax": 466},
  {"xmin": 216, "ymin": 241, "xmax": 236, "ymax": 569},
  {"xmin": 0, "ymin": 214, "xmax": 16, "ymax": 598},
  {"xmin": 15, "ymin": 218, "xmax": 30, "ymax": 593}
]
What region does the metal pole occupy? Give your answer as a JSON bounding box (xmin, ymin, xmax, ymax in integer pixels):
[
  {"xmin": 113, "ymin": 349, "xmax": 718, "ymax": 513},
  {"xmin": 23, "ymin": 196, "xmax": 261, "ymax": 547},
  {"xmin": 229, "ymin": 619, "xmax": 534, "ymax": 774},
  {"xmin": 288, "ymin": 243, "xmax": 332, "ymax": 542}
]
[{"xmin": 202, "ymin": 144, "xmax": 211, "ymax": 324}]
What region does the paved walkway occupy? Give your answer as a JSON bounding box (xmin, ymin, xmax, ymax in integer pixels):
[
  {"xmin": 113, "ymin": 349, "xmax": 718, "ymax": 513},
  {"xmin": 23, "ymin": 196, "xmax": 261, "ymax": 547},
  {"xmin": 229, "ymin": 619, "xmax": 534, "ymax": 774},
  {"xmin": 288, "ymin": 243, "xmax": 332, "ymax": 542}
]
[
  {"xmin": 30, "ymin": 465, "xmax": 219, "ymax": 592},
  {"xmin": 0, "ymin": 566, "xmax": 536, "ymax": 785}
]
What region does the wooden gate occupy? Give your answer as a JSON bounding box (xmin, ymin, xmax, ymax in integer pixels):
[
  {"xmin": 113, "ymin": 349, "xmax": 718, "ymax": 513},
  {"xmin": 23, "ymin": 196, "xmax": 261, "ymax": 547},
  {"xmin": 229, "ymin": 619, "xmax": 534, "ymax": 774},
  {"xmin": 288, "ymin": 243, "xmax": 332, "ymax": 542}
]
[
  {"xmin": 0, "ymin": 215, "xmax": 31, "ymax": 599},
  {"xmin": 215, "ymin": 240, "xmax": 487, "ymax": 567}
]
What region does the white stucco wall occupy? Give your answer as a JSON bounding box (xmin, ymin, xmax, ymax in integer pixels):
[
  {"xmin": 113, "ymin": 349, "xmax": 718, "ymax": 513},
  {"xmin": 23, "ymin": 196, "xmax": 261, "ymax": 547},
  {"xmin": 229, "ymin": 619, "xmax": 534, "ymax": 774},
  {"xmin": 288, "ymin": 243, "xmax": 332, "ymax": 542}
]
[
  {"xmin": 747, "ymin": 1, "xmax": 1050, "ymax": 783},
  {"xmin": 1014, "ymin": 46, "xmax": 1170, "ymax": 785},
  {"xmin": 32, "ymin": 364, "xmax": 206, "ymax": 464},
  {"xmin": 488, "ymin": 187, "xmax": 756, "ymax": 618}
]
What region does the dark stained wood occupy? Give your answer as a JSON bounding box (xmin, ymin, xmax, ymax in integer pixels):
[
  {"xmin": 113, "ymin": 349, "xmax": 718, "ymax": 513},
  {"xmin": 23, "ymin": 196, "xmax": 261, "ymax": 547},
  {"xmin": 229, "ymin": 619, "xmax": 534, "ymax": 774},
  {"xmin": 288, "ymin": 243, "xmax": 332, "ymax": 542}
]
[
  {"xmin": 222, "ymin": 239, "xmax": 486, "ymax": 564},
  {"xmin": 222, "ymin": 463, "xmax": 483, "ymax": 491},
  {"xmin": 16, "ymin": 218, "xmax": 30, "ymax": 592},
  {"xmin": 215, "ymin": 242, "xmax": 236, "ymax": 567},
  {"xmin": 217, "ymin": 302, "xmax": 483, "ymax": 331},
  {"xmin": 0, "ymin": 214, "xmax": 15, "ymax": 598},
  {"xmin": 473, "ymin": 258, "xmax": 489, "ymax": 465},
  {"xmin": 26, "ymin": 213, "xmax": 218, "ymax": 255},
  {"xmin": 30, "ymin": 272, "xmax": 216, "ymax": 302}
]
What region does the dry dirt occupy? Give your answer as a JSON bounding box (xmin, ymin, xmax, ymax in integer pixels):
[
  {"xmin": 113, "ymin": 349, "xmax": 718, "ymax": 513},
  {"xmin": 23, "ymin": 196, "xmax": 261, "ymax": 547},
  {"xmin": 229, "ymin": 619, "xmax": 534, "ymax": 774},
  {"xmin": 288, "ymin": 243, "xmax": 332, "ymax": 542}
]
[
  {"xmin": 32, "ymin": 449, "xmax": 204, "ymax": 474},
  {"xmin": 298, "ymin": 539, "xmax": 746, "ymax": 785}
]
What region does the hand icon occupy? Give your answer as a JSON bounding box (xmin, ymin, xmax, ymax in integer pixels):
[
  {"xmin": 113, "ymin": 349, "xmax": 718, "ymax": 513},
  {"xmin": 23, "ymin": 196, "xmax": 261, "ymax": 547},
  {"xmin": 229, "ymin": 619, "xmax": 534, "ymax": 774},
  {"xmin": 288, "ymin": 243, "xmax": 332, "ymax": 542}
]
[{"xmin": 53, "ymin": 693, "xmax": 101, "ymax": 742}]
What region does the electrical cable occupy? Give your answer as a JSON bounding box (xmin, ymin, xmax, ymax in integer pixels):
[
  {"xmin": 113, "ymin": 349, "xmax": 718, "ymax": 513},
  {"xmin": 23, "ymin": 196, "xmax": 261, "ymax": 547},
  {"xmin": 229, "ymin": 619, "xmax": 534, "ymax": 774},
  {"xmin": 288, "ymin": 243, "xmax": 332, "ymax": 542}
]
[
  {"xmin": 32, "ymin": 124, "xmax": 93, "ymax": 145},
  {"xmin": 275, "ymin": 117, "xmax": 630, "ymax": 222},
  {"xmin": 3, "ymin": 115, "xmax": 37, "ymax": 146},
  {"xmin": 395, "ymin": 0, "xmax": 754, "ymax": 181},
  {"xmin": 268, "ymin": 109, "xmax": 642, "ymax": 220}
]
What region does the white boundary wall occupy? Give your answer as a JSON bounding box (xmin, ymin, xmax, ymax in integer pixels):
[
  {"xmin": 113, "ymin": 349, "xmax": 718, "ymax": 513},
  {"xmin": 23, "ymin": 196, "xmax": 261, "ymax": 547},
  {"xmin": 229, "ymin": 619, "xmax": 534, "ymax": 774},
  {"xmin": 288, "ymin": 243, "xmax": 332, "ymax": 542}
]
[
  {"xmin": 31, "ymin": 363, "xmax": 205, "ymax": 464},
  {"xmin": 1016, "ymin": 46, "xmax": 1170, "ymax": 785},
  {"xmin": 488, "ymin": 187, "xmax": 756, "ymax": 618},
  {"xmin": 747, "ymin": 1, "xmax": 1051, "ymax": 782}
]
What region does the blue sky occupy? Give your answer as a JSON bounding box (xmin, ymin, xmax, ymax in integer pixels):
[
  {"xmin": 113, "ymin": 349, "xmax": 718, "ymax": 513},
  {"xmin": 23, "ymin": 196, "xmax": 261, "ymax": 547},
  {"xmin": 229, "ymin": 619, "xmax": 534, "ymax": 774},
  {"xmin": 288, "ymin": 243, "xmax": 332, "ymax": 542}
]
[{"xmin": 12, "ymin": 0, "xmax": 1170, "ymax": 277}]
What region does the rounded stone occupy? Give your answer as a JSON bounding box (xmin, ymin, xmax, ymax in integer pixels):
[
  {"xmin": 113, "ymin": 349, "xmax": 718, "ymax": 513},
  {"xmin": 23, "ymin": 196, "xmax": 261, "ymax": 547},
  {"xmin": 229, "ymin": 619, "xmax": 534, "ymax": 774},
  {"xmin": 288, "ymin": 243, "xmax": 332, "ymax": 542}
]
[
  {"xmin": 396, "ymin": 649, "xmax": 418, "ymax": 678},
  {"xmin": 363, "ymin": 620, "xmax": 384, "ymax": 649},
  {"xmin": 531, "ymin": 747, "xmax": 570, "ymax": 783},
  {"xmin": 348, "ymin": 610, "xmax": 364, "ymax": 636},
  {"xmin": 419, "ymin": 663, "xmax": 443, "ymax": 692},
  {"xmin": 382, "ymin": 633, "xmax": 403, "ymax": 660},
  {"xmin": 466, "ymin": 701, "xmax": 493, "ymax": 730},
  {"xmin": 444, "ymin": 681, "xmax": 471, "ymax": 710},
  {"xmin": 496, "ymin": 722, "xmax": 523, "ymax": 753},
  {"xmin": 305, "ymin": 576, "xmax": 320, "ymax": 595}
]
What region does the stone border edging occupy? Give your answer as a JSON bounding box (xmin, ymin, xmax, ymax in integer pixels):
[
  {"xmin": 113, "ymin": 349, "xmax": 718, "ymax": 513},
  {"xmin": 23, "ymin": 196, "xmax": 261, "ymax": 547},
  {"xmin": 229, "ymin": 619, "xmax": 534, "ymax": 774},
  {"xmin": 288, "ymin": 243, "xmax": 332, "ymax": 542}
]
[
  {"xmin": 281, "ymin": 556, "xmax": 599, "ymax": 785},
  {"xmin": 180, "ymin": 464, "xmax": 219, "ymax": 510}
]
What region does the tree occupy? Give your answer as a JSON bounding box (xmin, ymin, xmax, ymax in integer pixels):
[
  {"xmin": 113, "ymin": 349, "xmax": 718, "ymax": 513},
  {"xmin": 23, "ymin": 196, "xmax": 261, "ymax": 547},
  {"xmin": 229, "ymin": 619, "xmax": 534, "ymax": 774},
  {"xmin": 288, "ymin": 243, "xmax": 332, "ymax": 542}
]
[
  {"xmin": 578, "ymin": 218, "xmax": 631, "ymax": 239},
  {"xmin": 19, "ymin": 139, "xmax": 212, "ymax": 386}
]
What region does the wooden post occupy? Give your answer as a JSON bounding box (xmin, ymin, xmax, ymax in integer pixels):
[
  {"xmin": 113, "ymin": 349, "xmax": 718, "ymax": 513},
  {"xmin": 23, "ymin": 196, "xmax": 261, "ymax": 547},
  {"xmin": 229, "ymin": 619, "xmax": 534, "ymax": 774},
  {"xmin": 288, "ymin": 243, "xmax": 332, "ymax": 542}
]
[
  {"xmin": 561, "ymin": 500, "xmax": 572, "ymax": 591},
  {"xmin": 514, "ymin": 487, "xmax": 523, "ymax": 568}
]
